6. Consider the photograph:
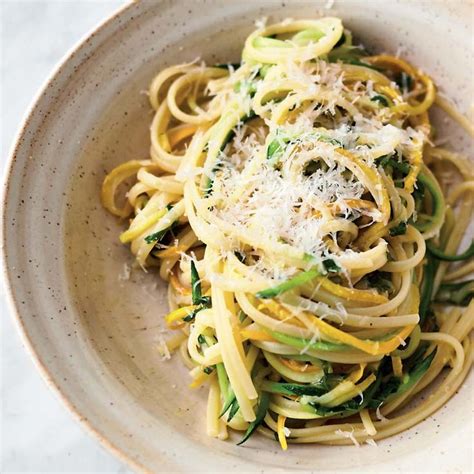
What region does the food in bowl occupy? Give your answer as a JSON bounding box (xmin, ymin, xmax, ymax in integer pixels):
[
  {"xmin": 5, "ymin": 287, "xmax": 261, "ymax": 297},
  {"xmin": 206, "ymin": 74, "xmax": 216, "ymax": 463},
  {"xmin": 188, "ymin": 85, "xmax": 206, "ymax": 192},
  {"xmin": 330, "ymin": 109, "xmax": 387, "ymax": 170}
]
[{"xmin": 101, "ymin": 17, "xmax": 473, "ymax": 448}]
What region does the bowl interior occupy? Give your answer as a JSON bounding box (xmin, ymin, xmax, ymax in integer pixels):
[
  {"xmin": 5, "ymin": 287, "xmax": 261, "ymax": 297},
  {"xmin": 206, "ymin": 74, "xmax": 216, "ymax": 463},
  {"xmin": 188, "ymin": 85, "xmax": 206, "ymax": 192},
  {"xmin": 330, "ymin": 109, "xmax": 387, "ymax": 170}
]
[{"xmin": 3, "ymin": 1, "xmax": 473, "ymax": 472}]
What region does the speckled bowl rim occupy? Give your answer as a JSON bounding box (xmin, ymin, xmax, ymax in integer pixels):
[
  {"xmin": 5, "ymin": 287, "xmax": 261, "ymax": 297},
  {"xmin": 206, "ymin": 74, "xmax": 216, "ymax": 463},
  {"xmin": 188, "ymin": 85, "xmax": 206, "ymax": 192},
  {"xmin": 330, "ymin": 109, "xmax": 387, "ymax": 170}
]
[{"xmin": 0, "ymin": 1, "xmax": 151, "ymax": 472}]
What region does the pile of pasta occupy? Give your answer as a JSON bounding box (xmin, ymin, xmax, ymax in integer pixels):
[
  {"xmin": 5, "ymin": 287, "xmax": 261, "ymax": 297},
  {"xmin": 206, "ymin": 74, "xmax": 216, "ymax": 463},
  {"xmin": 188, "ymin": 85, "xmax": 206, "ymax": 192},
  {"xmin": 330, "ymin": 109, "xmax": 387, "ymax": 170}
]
[{"xmin": 102, "ymin": 18, "xmax": 473, "ymax": 448}]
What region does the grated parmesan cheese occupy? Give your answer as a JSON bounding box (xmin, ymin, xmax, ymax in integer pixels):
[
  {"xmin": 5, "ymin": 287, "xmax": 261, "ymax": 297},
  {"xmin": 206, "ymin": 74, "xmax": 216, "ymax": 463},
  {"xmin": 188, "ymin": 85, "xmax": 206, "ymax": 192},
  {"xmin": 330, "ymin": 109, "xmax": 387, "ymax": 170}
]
[
  {"xmin": 335, "ymin": 428, "xmax": 360, "ymax": 447},
  {"xmin": 299, "ymin": 328, "xmax": 322, "ymax": 354},
  {"xmin": 376, "ymin": 405, "xmax": 389, "ymax": 422},
  {"xmin": 212, "ymin": 143, "xmax": 365, "ymax": 268},
  {"xmin": 118, "ymin": 263, "xmax": 131, "ymax": 281},
  {"xmin": 157, "ymin": 335, "xmax": 171, "ymax": 361},
  {"xmin": 203, "ymin": 57, "xmax": 425, "ymax": 278},
  {"xmin": 254, "ymin": 16, "xmax": 268, "ymax": 29}
]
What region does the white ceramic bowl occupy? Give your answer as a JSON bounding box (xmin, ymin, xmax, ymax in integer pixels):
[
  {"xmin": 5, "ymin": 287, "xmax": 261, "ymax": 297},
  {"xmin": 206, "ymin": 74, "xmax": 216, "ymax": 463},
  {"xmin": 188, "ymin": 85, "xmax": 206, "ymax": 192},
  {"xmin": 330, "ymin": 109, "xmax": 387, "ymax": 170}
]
[{"xmin": 2, "ymin": 1, "xmax": 473, "ymax": 472}]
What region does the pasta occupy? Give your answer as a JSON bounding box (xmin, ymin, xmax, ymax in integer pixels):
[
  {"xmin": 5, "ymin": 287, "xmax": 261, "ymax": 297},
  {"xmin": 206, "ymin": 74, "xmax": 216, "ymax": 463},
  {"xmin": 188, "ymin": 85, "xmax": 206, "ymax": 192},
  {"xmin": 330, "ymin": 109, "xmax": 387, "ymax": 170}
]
[{"xmin": 101, "ymin": 18, "xmax": 474, "ymax": 448}]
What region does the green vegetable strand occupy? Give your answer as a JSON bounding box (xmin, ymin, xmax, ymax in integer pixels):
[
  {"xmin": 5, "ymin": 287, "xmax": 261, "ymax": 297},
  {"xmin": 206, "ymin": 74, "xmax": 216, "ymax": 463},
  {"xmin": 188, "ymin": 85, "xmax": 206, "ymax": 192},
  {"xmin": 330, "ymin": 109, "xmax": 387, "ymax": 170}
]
[
  {"xmin": 390, "ymin": 348, "xmax": 437, "ymax": 398},
  {"xmin": 144, "ymin": 205, "xmax": 175, "ymax": 244},
  {"xmin": 256, "ymin": 267, "xmax": 321, "ymax": 299},
  {"xmin": 267, "ymin": 328, "xmax": 346, "ymax": 352},
  {"xmin": 427, "ymin": 240, "xmax": 474, "ymax": 262},
  {"xmin": 260, "ymin": 380, "xmax": 327, "ymax": 397},
  {"xmin": 190, "ymin": 260, "xmax": 211, "ymax": 307},
  {"xmin": 237, "ymin": 392, "xmax": 270, "ymax": 445},
  {"xmin": 312, "ymin": 374, "xmax": 381, "ymax": 417},
  {"xmin": 435, "ymin": 280, "xmax": 474, "ymax": 306},
  {"xmin": 412, "ymin": 170, "xmax": 445, "ymax": 234}
]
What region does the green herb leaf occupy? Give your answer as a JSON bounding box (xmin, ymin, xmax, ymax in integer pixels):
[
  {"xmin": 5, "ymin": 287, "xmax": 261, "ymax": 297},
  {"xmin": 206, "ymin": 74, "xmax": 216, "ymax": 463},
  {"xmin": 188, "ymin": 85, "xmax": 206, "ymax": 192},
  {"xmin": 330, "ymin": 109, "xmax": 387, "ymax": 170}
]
[
  {"xmin": 216, "ymin": 363, "xmax": 235, "ymax": 418},
  {"xmin": 204, "ymin": 111, "xmax": 255, "ymax": 196},
  {"xmin": 219, "ymin": 395, "xmax": 234, "ymax": 418},
  {"xmin": 266, "ymin": 139, "xmax": 282, "ymax": 159},
  {"xmin": 322, "ymin": 258, "xmax": 341, "ymax": 273},
  {"xmin": 227, "ymin": 398, "xmax": 240, "ymax": 422},
  {"xmin": 366, "ymin": 271, "xmax": 394, "ymax": 294},
  {"xmin": 369, "ymin": 349, "xmax": 436, "ymax": 408},
  {"xmin": 144, "ymin": 204, "xmax": 175, "ymax": 244},
  {"xmin": 237, "ymin": 392, "xmax": 270, "ymax": 445},
  {"xmin": 392, "ymin": 348, "xmax": 436, "ymax": 397},
  {"xmin": 234, "ymin": 251, "xmax": 246, "ymax": 263},
  {"xmin": 368, "ymin": 377, "xmax": 400, "ymax": 408},
  {"xmin": 395, "ymin": 72, "xmax": 413, "ymax": 93},
  {"xmin": 190, "ymin": 261, "xmax": 212, "ymax": 309},
  {"xmin": 183, "ymin": 301, "xmax": 212, "ymax": 323},
  {"xmin": 312, "ymin": 374, "xmax": 381, "ymax": 417},
  {"xmin": 191, "ymin": 260, "xmax": 203, "ymax": 305},
  {"xmin": 371, "ymin": 95, "xmax": 389, "ymax": 107},
  {"xmin": 144, "ymin": 229, "xmax": 167, "ymax": 244},
  {"xmin": 266, "ymin": 136, "xmax": 291, "ymax": 162},
  {"xmin": 183, "ymin": 312, "xmax": 196, "ymax": 323},
  {"xmin": 390, "ymin": 221, "xmax": 407, "ymax": 237},
  {"xmin": 403, "ymin": 342, "xmax": 430, "ymax": 371},
  {"xmin": 376, "ymin": 155, "xmax": 410, "ymax": 175},
  {"xmin": 261, "ymin": 380, "xmax": 328, "ymax": 397}
]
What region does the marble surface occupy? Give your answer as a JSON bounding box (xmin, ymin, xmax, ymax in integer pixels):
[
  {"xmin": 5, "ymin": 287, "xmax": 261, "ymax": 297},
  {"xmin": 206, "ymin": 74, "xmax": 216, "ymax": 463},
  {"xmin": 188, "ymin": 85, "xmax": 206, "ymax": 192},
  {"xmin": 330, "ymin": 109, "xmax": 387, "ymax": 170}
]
[{"xmin": 1, "ymin": 2, "xmax": 130, "ymax": 472}]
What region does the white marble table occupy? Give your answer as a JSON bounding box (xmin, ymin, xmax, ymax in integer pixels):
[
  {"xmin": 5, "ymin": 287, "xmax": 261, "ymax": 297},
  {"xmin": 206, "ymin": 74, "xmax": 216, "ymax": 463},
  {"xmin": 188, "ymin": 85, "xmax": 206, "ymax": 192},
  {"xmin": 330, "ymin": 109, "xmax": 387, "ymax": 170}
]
[{"xmin": 1, "ymin": 2, "xmax": 131, "ymax": 472}]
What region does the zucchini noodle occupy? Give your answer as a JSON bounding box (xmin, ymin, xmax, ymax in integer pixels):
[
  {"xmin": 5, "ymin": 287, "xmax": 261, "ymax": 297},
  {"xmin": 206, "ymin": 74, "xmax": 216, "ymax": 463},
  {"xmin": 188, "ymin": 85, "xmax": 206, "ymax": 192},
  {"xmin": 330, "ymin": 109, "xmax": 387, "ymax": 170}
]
[{"xmin": 101, "ymin": 18, "xmax": 473, "ymax": 449}]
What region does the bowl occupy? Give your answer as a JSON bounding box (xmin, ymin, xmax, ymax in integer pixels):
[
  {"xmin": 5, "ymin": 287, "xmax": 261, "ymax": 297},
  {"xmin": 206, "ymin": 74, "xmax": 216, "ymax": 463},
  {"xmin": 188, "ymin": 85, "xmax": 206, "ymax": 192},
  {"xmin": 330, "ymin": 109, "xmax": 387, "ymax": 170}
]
[{"xmin": 2, "ymin": 1, "xmax": 472, "ymax": 472}]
